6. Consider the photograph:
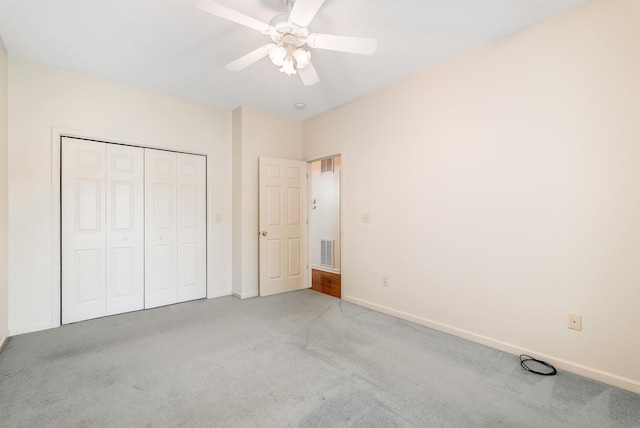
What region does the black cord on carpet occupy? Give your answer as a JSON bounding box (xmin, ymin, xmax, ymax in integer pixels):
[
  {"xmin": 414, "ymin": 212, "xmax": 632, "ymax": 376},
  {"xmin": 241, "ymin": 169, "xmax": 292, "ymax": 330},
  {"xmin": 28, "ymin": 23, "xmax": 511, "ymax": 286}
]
[{"xmin": 520, "ymin": 354, "xmax": 557, "ymax": 376}]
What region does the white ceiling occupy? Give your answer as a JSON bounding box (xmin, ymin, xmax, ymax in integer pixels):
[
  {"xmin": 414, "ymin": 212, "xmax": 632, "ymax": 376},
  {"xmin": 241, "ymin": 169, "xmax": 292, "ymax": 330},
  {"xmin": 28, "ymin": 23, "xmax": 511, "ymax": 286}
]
[{"xmin": 0, "ymin": 0, "xmax": 587, "ymax": 120}]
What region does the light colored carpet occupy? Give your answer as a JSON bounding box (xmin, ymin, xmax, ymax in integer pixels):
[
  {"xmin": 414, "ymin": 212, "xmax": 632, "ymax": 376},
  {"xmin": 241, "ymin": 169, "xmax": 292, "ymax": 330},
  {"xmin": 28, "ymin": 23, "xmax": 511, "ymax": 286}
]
[{"xmin": 0, "ymin": 289, "xmax": 638, "ymax": 427}]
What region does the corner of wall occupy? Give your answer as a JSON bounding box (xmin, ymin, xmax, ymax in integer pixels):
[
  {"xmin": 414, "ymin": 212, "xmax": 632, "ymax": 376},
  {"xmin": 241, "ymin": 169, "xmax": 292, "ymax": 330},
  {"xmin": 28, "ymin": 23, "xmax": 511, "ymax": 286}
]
[
  {"xmin": 231, "ymin": 107, "xmax": 243, "ymax": 297},
  {"xmin": 231, "ymin": 290, "xmax": 259, "ymax": 300},
  {"xmin": 0, "ymin": 37, "xmax": 10, "ymax": 341},
  {"xmin": 232, "ymin": 106, "xmax": 305, "ymax": 299}
]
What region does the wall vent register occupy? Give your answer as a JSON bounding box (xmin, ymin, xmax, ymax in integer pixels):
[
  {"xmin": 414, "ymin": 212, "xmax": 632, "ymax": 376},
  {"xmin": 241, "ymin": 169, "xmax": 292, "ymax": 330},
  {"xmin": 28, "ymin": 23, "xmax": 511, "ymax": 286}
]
[
  {"xmin": 320, "ymin": 239, "xmax": 334, "ymax": 267},
  {"xmin": 320, "ymin": 157, "xmax": 334, "ymax": 173}
]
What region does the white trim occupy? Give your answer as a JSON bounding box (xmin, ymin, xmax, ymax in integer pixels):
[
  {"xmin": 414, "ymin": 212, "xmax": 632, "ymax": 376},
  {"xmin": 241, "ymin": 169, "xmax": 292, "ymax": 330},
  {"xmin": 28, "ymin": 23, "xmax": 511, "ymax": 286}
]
[
  {"xmin": 207, "ymin": 290, "xmax": 232, "ymax": 299},
  {"xmin": 342, "ymin": 294, "xmax": 640, "ymax": 395},
  {"xmin": 232, "ymin": 290, "xmax": 259, "ymax": 299},
  {"xmin": 304, "ymin": 150, "xmax": 344, "ymax": 164},
  {"xmin": 0, "ymin": 329, "xmax": 9, "ymax": 351},
  {"xmin": 10, "ymin": 322, "xmax": 59, "ymax": 336},
  {"xmin": 51, "ymin": 127, "xmax": 208, "ymax": 157},
  {"xmin": 310, "ymin": 265, "xmax": 340, "ymax": 275},
  {"xmin": 51, "ymin": 129, "xmax": 61, "ymax": 328},
  {"xmin": 306, "ymin": 162, "xmax": 312, "ymax": 288}
]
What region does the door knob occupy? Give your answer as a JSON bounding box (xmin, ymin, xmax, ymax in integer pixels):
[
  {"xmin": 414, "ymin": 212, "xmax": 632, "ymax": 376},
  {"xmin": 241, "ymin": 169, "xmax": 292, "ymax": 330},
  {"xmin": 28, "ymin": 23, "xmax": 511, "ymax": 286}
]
[{"xmin": 261, "ymin": 231, "xmax": 268, "ymax": 236}]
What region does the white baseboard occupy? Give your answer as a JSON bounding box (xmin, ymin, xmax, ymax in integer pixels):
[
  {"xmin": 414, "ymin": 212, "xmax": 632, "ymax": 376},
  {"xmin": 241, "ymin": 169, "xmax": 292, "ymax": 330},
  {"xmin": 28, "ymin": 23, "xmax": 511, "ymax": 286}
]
[
  {"xmin": 0, "ymin": 329, "xmax": 9, "ymax": 352},
  {"xmin": 9, "ymin": 322, "xmax": 59, "ymax": 336},
  {"xmin": 342, "ymin": 294, "xmax": 640, "ymax": 395},
  {"xmin": 207, "ymin": 290, "xmax": 232, "ymax": 299},
  {"xmin": 232, "ymin": 290, "xmax": 259, "ymax": 299}
]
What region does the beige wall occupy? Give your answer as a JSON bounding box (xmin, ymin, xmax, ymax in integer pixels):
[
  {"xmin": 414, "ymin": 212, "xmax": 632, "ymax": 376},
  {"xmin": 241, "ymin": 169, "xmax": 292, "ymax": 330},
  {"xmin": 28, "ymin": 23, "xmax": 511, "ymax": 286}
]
[
  {"xmin": 302, "ymin": 0, "xmax": 640, "ymax": 393},
  {"xmin": 0, "ymin": 37, "xmax": 8, "ymax": 346},
  {"xmin": 232, "ymin": 106, "xmax": 302, "ymax": 298},
  {"xmin": 8, "ymin": 57, "xmax": 232, "ymax": 334}
]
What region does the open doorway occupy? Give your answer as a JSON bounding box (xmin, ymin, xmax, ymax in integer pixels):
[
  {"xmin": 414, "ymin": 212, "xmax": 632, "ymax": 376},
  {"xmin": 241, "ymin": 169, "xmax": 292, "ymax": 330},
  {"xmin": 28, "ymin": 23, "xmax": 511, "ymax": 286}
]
[{"xmin": 309, "ymin": 155, "xmax": 341, "ymax": 298}]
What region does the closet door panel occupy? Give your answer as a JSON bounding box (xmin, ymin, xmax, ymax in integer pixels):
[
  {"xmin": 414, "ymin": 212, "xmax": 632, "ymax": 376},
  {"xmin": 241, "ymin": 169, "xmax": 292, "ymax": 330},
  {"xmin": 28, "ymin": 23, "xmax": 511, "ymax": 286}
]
[
  {"xmin": 145, "ymin": 149, "xmax": 178, "ymax": 309},
  {"xmin": 106, "ymin": 144, "xmax": 144, "ymax": 315},
  {"xmin": 62, "ymin": 140, "xmax": 207, "ymax": 322},
  {"xmin": 177, "ymin": 154, "xmax": 207, "ymax": 302},
  {"xmin": 62, "ymin": 138, "xmax": 107, "ymax": 324}
]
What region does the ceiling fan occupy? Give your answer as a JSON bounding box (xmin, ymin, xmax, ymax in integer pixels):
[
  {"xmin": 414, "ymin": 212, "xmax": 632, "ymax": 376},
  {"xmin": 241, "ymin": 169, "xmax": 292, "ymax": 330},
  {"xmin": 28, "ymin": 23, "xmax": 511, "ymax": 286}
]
[{"xmin": 196, "ymin": 0, "xmax": 378, "ymax": 86}]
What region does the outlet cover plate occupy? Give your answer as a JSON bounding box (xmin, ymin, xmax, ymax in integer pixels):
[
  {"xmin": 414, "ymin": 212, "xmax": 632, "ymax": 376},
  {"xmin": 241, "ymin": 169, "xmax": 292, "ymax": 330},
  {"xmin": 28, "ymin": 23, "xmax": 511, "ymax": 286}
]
[{"xmin": 568, "ymin": 313, "xmax": 582, "ymax": 331}]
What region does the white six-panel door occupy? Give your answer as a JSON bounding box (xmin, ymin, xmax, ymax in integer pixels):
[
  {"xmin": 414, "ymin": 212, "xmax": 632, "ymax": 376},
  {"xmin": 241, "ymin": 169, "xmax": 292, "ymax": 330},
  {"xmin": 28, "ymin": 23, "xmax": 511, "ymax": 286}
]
[
  {"xmin": 259, "ymin": 156, "xmax": 308, "ymax": 296},
  {"xmin": 62, "ymin": 138, "xmax": 108, "ymax": 324},
  {"xmin": 105, "ymin": 144, "xmax": 145, "ymax": 316},
  {"xmin": 63, "ymin": 138, "xmax": 145, "ymax": 323},
  {"xmin": 145, "ymin": 149, "xmax": 207, "ymax": 309},
  {"xmin": 177, "ymin": 154, "xmax": 207, "ymax": 303},
  {"xmin": 62, "ymin": 138, "xmax": 206, "ymax": 322},
  {"xmin": 144, "ymin": 149, "xmax": 179, "ymax": 309}
]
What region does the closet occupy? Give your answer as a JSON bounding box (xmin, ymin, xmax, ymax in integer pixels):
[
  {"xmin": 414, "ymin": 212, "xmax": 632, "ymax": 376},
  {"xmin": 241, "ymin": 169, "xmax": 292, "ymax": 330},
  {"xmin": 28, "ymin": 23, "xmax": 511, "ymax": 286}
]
[{"xmin": 61, "ymin": 137, "xmax": 206, "ymax": 324}]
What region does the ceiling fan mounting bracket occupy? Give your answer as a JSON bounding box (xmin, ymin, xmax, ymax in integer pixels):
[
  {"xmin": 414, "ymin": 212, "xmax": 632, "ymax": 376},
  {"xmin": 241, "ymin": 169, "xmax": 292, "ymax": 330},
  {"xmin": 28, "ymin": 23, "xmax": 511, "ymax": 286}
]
[{"xmin": 280, "ymin": 0, "xmax": 296, "ymax": 9}]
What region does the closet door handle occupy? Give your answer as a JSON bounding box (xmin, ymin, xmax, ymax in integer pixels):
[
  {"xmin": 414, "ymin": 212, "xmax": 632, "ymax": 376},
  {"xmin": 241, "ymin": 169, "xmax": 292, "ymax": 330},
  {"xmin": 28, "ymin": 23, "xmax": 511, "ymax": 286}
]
[{"xmin": 261, "ymin": 231, "xmax": 268, "ymax": 237}]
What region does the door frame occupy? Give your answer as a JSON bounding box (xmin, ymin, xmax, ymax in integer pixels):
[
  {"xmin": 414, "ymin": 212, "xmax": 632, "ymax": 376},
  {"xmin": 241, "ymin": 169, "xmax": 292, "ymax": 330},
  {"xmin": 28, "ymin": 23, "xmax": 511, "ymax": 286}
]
[
  {"xmin": 51, "ymin": 128, "xmax": 208, "ymax": 328},
  {"xmin": 306, "ymin": 151, "xmax": 343, "ymax": 289}
]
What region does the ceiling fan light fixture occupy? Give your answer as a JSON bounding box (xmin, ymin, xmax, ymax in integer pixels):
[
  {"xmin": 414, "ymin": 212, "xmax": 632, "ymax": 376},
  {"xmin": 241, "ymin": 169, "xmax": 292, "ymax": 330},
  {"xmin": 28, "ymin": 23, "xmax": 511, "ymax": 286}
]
[
  {"xmin": 269, "ymin": 45, "xmax": 287, "ymax": 66},
  {"xmin": 279, "ymin": 57, "xmax": 297, "ymax": 76},
  {"xmin": 293, "ymin": 48, "xmax": 311, "ymax": 69}
]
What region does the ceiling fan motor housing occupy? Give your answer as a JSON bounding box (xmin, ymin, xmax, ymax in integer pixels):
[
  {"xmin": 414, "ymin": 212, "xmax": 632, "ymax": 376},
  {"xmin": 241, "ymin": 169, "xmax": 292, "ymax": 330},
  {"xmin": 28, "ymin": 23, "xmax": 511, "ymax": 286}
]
[{"xmin": 269, "ymin": 13, "xmax": 309, "ymax": 47}]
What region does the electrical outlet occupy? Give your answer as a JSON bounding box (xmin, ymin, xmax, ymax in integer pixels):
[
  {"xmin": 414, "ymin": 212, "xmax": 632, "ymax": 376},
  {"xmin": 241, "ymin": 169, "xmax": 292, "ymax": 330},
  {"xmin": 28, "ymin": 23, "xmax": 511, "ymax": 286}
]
[
  {"xmin": 215, "ymin": 213, "xmax": 222, "ymax": 223},
  {"xmin": 362, "ymin": 213, "xmax": 371, "ymax": 223},
  {"xmin": 568, "ymin": 313, "xmax": 582, "ymax": 331},
  {"xmin": 382, "ymin": 276, "xmax": 389, "ymax": 286}
]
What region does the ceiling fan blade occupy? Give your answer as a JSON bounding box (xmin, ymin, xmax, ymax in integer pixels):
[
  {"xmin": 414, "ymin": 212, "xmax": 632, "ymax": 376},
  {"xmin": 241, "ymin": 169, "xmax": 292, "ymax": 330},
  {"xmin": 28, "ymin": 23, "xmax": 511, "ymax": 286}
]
[
  {"xmin": 226, "ymin": 44, "xmax": 275, "ymax": 71},
  {"xmin": 196, "ymin": 0, "xmax": 273, "ymax": 34},
  {"xmin": 289, "ymin": 0, "xmax": 326, "ymax": 28},
  {"xmin": 298, "ymin": 62, "xmax": 320, "ymax": 86},
  {"xmin": 307, "ymin": 33, "xmax": 378, "ymax": 55}
]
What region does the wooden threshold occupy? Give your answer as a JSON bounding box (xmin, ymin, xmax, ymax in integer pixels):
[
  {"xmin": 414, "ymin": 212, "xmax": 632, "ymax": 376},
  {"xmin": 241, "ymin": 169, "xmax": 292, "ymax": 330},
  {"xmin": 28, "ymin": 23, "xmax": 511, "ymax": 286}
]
[{"xmin": 311, "ymin": 269, "xmax": 341, "ymax": 299}]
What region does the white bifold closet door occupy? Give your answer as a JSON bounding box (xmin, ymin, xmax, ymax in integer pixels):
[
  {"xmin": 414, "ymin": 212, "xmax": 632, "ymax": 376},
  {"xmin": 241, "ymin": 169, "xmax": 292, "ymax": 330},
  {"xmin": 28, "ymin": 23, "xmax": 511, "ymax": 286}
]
[
  {"xmin": 62, "ymin": 139, "xmax": 206, "ymax": 323},
  {"xmin": 62, "ymin": 138, "xmax": 144, "ymax": 324},
  {"xmin": 144, "ymin": 149, "xmax": 206, "ymax": 309}
]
